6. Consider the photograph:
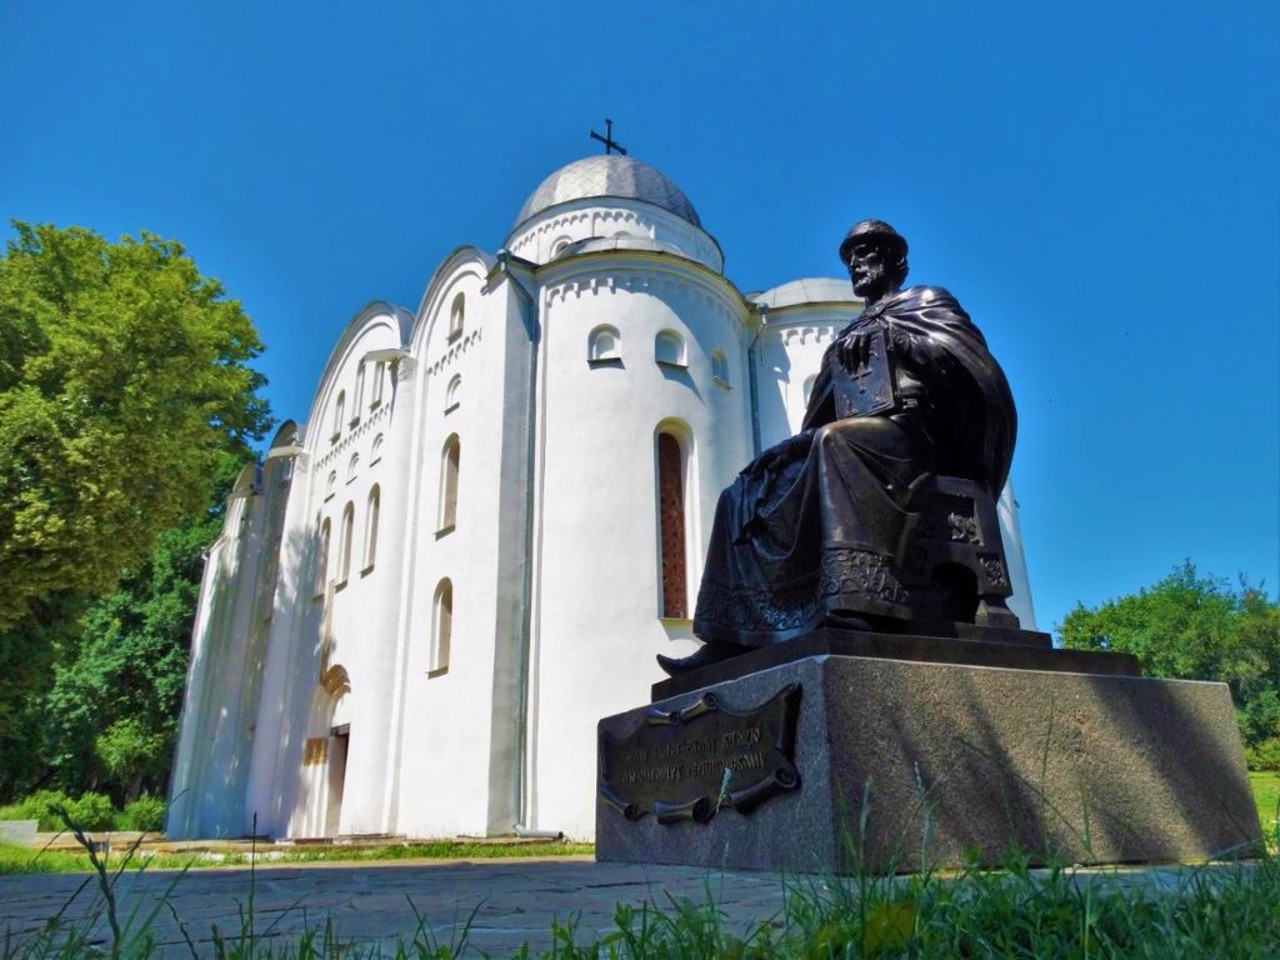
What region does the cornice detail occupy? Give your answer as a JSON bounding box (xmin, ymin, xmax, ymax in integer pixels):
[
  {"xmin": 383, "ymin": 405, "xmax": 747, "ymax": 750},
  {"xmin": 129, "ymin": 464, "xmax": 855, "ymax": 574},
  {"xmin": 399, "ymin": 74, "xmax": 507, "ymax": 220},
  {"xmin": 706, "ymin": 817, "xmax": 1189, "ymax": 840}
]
[{"xmin": 427, "ymin": 328, "xmax": 483, "ymax": 377}]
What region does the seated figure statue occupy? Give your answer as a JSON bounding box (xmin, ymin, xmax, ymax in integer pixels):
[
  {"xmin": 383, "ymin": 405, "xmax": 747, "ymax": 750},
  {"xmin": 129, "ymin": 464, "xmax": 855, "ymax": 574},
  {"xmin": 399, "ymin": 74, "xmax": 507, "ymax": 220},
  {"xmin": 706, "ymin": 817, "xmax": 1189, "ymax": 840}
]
[{"xmin": 659, "ymin": 219, "xmax": 1018, "ymax": 677}]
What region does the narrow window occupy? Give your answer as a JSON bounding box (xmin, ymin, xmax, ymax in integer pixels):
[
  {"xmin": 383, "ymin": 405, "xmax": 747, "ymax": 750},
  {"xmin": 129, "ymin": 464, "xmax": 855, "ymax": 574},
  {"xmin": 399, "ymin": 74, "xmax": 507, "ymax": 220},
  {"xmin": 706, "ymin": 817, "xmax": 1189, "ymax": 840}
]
[
  {"xmin": 371, "ymin": 362, "xmax": 386, "ymax": 407},
  {"xmin": 315, "ymin": 519, "xmax": 331, "ymax": 598},
  {"xmin": 332, "ymin": 391, "xmax": 346, "ymax": 442},
  {"xmin": 347, "ymin": 453, "xmax": 359, "ymax": 484},
  {"xmin": 371, "ymin": 433, "xmax": 384, "ymax": 464},
  {"xmin": 326, "ymin": 470, "xmax": 337, "ymax": 499},
  {"xmin": 438, "ymin": 434, "xmax": 460, "ymax": 533},
  {"xmin": 353, "ymin": 364, "xmax": 366, "ymax": 423},
  {"xmin": 655, "ymin": 330, "xmax": 686, "ymax": 368},
  {"xmin": 588, "ymin": 324, "xmax": 622, "ymax": 365},
  {"xmin": 338, "ymin": 503, "xmax": 354, "ymax": 585},
  {"xmin": 430, "ymin": 578, "xmax": 453, "ymax": 675},
  {"xmin": 445, "ymin": 374, "xmax": 461, "ymax": 413},
  {"xmin": 712, "ymin": 349, "xmax": 730, "ymax": 386},
  {"xmin": 363, "ymin": 485, "xmax": 380, "ymax": 571},
  {"xmin": 657, "ymin": 432, "xmax": 687, "ymax": 618},
  {"xmin": 448, "ymin": 293, "xmax": 465, "ymax": 341}
]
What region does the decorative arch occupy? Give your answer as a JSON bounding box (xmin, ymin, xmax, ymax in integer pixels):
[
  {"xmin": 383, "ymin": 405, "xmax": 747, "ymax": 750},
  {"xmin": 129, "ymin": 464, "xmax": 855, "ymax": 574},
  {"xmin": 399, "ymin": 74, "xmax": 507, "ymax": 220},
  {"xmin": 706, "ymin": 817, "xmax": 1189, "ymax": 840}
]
[
  {"xmin": 347, "ymin": 453, "xmax": 359, "ymax": 484},
  {"xmin": 655, "ymin": 329, "xmax": 687, "ymax": 368},
  {"xmin": 371, "ymin": 433, "xmax": 384, "ymax": 463},
  {"xmin": 438, "ymin": 434, "xmax": 460, "ymax": 533},
  {"xmin": 445, "ymin": 374, "xmax": 461, "ymax": 412},
  {"xmin": 430, "ymin": 578, "xmax": 453, "ymax": 676},
  {"xmin": 588, "ymin": 324, "xmax": 622, "ymax": 365}
]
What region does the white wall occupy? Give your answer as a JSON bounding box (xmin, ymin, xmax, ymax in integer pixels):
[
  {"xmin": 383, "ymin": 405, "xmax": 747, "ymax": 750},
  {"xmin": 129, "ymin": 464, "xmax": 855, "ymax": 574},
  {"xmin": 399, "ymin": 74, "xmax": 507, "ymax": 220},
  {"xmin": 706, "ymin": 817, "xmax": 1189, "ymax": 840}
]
[{"xmin": 525, "ymin": 255, "xmax": 751, "ymax": 837}]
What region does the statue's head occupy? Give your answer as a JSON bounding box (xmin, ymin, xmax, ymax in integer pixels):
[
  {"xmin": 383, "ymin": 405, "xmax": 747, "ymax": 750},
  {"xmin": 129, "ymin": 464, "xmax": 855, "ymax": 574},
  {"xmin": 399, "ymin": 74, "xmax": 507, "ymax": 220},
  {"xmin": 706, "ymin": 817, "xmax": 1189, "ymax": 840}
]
[{"xmin": 839, "ymin": 220, "xmax": 909, "ymax": 300}]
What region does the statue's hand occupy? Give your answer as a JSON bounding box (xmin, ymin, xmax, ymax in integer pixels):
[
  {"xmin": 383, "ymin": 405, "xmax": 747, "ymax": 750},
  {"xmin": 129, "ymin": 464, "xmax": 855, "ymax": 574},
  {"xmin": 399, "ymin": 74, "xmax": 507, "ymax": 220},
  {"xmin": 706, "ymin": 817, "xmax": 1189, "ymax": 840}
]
[{"xmin": 835, "ymin": 321, "xmax": 883, "ymax": 372}]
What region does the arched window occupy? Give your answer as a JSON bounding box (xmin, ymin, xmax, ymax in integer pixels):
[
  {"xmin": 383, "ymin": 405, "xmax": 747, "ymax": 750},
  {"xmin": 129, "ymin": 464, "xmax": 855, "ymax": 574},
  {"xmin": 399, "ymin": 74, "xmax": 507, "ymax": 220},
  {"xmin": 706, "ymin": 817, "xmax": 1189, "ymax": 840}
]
[
  {"xmin": 337, "ymin": 502, "xmax": 354, "ymax": 585},
  {"xmin": 371, "ymin": 361, "xmax": 386, "ymax": 407},
  {"xmin": 430, "ymin": 578, "xmax": 452, "ymax": 675},
  {"xmin": 445, "ymin": 374, "xmax": 461, "ymax": 413},
  {"xmin": 655, "ymin": 330, "xmax": 687, "ymax": 368},
  {"xmin": 371, "ymin": 433, "xmax": 384, "ymax": 464},
  {"xmin": 588, "ymin": 324, "xmax": 622, "ymax": 365},
  {"xmin": 315, "ymin": 519, "xmax": 331, "ymax": 598},
  {"xmin": 551, "ymin": 237, "xmax": 571, "ymax": 258},
  {"xmin": 353, "ymin": 364, "xmax": 366, "ymax": 420},
  {"xmin": 332, "ymin": 391, "xmax": 346, "ymax": 442},
  {"xmin": 347, "ymin": 453, "xmax": 359, "ymax": 484},
  {"xmin": 326, "ymin": 470, "xmax": 337, "ymax": 498},
  {"xmin": 363, "ymin": 485, "xmax": 380, "ymax": 571},
  {"xmin": 448, "ymin": 292, "xmax": 465, "ymax": 341},
  {"xmin": 656, "ymin": 431, "xmax": 688, "ymax": 618},
  {"xmin": 438, "ymin": 434, "xmax": 460, "ymax": 533},
  {"xmin": 711, "ymin": 349, "xmax": 730, "ymax": 386}
]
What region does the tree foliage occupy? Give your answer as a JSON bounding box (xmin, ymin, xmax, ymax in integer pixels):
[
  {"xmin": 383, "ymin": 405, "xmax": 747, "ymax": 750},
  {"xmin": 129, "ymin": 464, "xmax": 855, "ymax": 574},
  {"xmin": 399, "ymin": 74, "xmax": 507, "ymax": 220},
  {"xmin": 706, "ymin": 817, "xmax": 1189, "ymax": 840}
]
[
  {"xmin": 0, "ymin": 222, "xmax": 270, "ymax": 633},
  {"xmin": 0, "ymin": 222, "xmax": 270, "ymax": 800},
  {"xmin": 1059, "ymin": 561, "xmax": 1280, "ymax": 748}
]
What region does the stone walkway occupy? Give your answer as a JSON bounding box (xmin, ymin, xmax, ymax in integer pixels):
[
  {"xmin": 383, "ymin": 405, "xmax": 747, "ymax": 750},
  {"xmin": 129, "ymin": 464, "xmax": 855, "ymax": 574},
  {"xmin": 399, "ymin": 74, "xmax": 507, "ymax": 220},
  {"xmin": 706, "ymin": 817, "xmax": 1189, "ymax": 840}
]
[
  {"xmin": 0, "ymin": 856, "xmax": 1257, "ymax": 957},
  {"xmin": 0, "ymin": 857, "xmax": 791, "ymax": 957}
]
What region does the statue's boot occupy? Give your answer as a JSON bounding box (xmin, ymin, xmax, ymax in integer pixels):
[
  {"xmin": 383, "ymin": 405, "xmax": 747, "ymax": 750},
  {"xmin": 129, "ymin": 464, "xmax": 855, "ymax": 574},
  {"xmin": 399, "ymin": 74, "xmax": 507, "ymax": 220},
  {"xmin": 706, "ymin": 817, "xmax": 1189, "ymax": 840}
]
[{"xmin": 656, "ymin": 641, "xmax": 750, "ymax": 678}]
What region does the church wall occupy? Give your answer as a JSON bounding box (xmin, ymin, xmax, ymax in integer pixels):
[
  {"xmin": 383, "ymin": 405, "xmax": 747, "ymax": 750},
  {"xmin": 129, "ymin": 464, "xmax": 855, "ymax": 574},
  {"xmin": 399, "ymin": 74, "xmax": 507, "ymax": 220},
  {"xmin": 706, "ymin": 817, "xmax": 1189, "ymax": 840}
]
[
  {"xmin": 301, "ymin": 316, "xmax": 407, "ymax": 836},
  {"xmin": 754, "ymin": 307, "xmax": 850, "ymax": 448},
  {"xmin": 241, "ymin": 437, "xmax": 321, "ymax": 838},
  {"xmin": 393, "ymin": 262, "xmax": 509, "ymax": 838},
  {"xmin": 523, "ymin": 256, "xmax": 752, "ymax": 838},
  {"xmin": 167, "ymin": 464, "xmax": 276, "ymax": 839}
]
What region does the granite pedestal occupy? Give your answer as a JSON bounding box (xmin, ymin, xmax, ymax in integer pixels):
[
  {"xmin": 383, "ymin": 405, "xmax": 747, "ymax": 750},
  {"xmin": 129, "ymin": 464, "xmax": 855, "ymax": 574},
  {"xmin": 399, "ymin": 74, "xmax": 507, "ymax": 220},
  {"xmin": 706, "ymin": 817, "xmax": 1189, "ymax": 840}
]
[{"xmin": 597, "ymin": 648, "xmax": 1263, "ymax": 873}]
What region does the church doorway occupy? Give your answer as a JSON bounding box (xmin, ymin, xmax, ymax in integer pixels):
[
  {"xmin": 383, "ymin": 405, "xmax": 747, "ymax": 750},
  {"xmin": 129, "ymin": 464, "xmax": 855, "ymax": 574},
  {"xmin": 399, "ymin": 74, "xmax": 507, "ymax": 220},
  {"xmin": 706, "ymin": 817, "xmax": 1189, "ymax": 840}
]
[{"xmin": 325, "ymin": 724, "xmax": 349, "ymax": 837}]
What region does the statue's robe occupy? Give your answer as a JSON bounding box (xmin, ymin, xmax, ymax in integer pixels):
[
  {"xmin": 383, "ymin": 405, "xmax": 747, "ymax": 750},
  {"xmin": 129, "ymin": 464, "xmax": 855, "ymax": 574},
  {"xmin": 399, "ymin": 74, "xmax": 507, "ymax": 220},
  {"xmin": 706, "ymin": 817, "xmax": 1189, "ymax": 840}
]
[{"xmin": 691, "ymin": 285, "xmax": 1016, "ymax": 647}]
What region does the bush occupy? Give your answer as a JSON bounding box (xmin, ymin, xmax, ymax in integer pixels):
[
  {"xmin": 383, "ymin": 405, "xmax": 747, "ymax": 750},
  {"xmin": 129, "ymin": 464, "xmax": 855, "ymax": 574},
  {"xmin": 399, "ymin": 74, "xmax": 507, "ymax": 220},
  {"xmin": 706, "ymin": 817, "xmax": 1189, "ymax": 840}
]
[
  {"xmin": 17, "ymin": 790, "xmax": 76, "ymax": 831},
  {"xmin": 120, "ymin": 795, "xmax": 166, "ymax": 832},
  {"xmin": 65, "ymin": 792, "xmax": 117, "ymax": 831},
  {"xmin": 1248, "ymin": 737, "xmax": 1280, "ymax": 771}
]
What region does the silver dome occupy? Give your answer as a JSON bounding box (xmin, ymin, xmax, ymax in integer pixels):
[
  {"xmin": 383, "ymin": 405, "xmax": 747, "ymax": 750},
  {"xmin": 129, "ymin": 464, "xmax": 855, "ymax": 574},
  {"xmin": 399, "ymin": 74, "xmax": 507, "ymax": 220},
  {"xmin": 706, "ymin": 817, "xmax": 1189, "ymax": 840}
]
[{"xmin": 512, "ymin": 155, "xmax": 702, "ymax": 230}]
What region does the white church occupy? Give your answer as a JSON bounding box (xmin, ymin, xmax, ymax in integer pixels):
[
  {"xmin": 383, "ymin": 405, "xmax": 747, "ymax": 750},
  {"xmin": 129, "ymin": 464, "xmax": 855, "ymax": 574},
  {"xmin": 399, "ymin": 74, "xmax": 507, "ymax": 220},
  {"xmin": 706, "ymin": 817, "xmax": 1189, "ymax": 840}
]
[{"xmin": 166, "ymin": 152, "xmax": 1036, "ymax": 842}]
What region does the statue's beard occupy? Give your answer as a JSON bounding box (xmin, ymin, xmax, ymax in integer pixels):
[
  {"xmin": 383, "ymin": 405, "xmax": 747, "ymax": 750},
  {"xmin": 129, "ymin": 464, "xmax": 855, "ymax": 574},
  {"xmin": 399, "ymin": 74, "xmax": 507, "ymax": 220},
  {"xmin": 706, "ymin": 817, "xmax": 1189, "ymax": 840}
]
[{"xmin": 852, "ymin": 271, "xmax": 888, "ymax": 299}]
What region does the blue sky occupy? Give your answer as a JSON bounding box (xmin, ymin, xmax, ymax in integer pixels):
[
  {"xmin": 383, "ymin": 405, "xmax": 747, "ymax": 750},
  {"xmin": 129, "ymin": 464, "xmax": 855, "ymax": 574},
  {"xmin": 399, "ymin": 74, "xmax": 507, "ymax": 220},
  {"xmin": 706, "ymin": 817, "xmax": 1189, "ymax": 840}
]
[{"xmin": 3, "ymin": 1, "xmax": 1277, "ymax": 636}]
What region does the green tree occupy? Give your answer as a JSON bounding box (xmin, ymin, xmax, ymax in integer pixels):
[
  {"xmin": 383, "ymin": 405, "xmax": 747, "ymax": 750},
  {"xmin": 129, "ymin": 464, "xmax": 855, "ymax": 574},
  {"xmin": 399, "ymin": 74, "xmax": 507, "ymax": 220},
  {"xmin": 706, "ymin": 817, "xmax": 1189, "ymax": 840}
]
[
  {"xmin": 0, "ymin": 222, "xmax": 270, "ymax": 797},
  {"xmin": 0, "ymin": 222, "xmax": 270, "ymax": 636},
  {"xmin": 1059, "ymin": 561, "xmax": 1280, "ymax": 746},
  {"xmin": 27, "ymin": 455, "xmax": 243, "ymax": 801}
]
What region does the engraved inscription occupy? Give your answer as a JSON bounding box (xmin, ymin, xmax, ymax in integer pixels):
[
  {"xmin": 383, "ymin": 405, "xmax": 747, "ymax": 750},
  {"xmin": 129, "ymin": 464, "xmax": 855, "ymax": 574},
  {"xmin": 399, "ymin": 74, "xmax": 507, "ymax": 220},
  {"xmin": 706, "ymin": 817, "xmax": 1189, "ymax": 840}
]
[{"xmin": 599, "ymin": 685, "xmax": 802, "ymax": 824}]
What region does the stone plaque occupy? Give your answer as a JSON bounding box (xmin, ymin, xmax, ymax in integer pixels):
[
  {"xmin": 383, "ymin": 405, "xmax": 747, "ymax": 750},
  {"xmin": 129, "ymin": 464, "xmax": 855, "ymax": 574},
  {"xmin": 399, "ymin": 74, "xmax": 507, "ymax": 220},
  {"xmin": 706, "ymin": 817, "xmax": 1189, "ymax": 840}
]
[{"xmin": 599, "ymin": 684, "xmax": 801, "ymax": 824}]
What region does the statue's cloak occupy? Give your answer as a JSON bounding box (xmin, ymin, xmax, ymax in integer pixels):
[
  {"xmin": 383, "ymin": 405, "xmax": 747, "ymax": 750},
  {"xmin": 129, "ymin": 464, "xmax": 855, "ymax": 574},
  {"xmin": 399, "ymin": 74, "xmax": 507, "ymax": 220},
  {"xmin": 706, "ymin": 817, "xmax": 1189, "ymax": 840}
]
[
  {"xmin": 802, "ymin": 285, "xmax": 1016, "ymax": 495},
  {"xmin": 691, "ymin": 285, "xmax": 1017, "ymax": 647}
]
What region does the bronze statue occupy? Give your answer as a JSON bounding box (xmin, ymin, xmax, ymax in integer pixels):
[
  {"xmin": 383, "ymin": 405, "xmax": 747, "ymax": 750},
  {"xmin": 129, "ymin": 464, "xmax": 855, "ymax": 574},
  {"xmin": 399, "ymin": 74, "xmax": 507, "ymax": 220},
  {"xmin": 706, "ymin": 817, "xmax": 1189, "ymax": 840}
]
[{"xmin": 659, "ymin": 220, "xmax": 1019, "ymax": 677}]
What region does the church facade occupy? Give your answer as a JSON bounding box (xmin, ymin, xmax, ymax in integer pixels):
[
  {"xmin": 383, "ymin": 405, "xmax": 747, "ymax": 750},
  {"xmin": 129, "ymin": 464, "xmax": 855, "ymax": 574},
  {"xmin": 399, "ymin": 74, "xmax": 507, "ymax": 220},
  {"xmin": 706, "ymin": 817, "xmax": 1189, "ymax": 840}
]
[{"xmin": 166, "ymin": 154, "xmax": 1037, "ymax": 842}]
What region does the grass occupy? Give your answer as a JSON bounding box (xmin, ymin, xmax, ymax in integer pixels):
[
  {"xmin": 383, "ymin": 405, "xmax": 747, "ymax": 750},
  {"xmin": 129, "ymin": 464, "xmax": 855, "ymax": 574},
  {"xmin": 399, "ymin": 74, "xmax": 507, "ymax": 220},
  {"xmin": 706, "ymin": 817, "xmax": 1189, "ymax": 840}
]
[
  {"xmin": 1251, "ymin": 771, "xmax": 1279, "ymax": 833},
  {"xmin": 0, "ymin": 838, "xmax": 594, "ymax": 877},
  {"xmin": 5, "ymin": 843, "xmax": 1279, "ymax": 958}
]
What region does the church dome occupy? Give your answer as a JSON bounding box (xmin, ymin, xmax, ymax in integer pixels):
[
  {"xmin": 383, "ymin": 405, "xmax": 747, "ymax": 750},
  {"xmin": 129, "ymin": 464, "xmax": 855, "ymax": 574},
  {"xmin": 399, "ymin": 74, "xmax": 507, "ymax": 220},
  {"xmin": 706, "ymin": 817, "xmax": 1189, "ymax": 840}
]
[{"xmin": 513, "ymin": 155, "xmax": 703, "ymax": 231}]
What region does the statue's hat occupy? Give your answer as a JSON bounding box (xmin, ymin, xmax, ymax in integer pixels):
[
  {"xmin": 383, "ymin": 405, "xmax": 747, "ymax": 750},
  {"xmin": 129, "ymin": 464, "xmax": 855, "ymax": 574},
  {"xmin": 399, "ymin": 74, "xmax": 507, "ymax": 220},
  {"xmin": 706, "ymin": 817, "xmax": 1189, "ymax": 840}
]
[{"xmin": 838, "ymin": 219, "xmax": 907, "ymax": 266}]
